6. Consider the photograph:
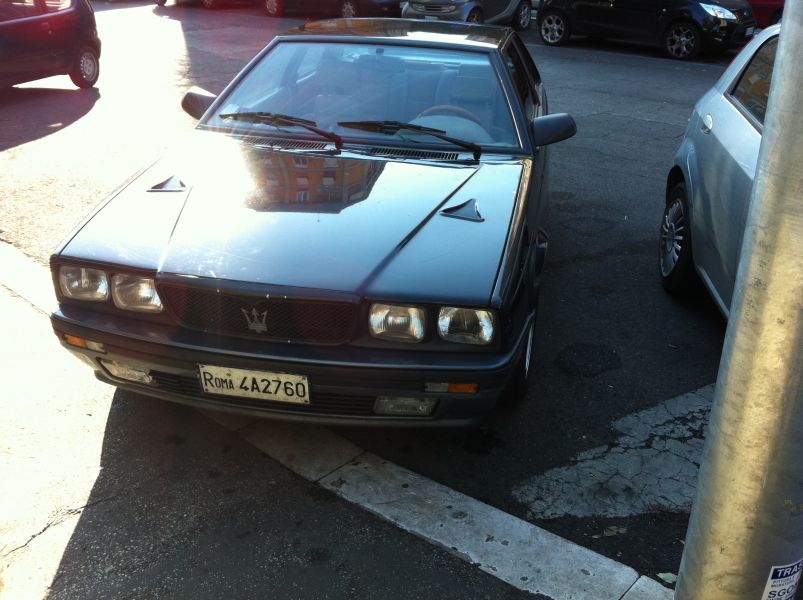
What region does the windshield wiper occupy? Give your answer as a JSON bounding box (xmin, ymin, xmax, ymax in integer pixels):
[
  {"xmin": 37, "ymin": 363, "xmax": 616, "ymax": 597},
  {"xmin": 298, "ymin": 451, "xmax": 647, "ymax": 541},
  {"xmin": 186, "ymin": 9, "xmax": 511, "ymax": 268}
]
[
  {"xmin": 337, "ymin": 120, "xmax": 481, "ymax": 161},
  {"xmin": 219, "ymin": 112, "xmax": 342, "ymax": 150}
]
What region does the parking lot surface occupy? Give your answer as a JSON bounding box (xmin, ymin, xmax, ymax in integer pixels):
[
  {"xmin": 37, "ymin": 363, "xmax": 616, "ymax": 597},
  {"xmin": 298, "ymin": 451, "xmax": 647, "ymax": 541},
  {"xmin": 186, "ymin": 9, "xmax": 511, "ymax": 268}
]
[{"xmin": 0, "ymin": 1, "xmax": 738, "ymax": 594}]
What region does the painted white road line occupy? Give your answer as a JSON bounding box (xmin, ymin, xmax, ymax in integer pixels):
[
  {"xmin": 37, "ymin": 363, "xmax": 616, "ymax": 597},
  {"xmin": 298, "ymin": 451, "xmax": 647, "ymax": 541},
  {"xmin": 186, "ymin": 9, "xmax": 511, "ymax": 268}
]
[
  {"xmin": 317, "ymin": 452, "xmax": 639, "ymax": 600},
  {"xmin": 514, "ymin": 386, "xmax": 713, "ymax": 519},
  {"xmin": 621, "ymin": 576, "xmax": 675, "ymax": 600}
]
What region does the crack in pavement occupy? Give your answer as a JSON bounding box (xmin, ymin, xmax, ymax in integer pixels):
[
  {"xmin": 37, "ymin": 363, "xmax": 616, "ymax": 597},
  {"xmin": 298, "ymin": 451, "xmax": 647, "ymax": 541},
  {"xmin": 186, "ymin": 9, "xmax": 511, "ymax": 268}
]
[{"xmin": 512, "ymin": 386, "xmax": 714, "ymax": 519}]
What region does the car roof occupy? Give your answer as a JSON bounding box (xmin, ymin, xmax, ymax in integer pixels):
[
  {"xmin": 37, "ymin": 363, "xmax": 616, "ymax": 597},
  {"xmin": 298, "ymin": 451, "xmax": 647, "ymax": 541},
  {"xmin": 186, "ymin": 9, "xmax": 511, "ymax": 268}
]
[{"xmin": 278, "ymin": 18, "xmax": 512, "ymax": 51}]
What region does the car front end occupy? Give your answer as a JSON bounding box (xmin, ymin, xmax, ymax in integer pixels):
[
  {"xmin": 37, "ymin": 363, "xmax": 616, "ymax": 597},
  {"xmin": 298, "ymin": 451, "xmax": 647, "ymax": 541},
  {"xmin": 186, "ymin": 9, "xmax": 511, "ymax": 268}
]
[
  {"xmin": 693, "ymin": 0, "xmax": 757, "ymax": 50},
  {"xmin": 401, "ymin": 0, "xmax": 479, "ymax": 22}
]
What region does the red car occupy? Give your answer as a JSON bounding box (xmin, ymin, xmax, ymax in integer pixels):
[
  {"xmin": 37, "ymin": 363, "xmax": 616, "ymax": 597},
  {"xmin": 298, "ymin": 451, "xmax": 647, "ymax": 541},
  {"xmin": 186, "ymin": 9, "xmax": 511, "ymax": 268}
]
[{"xmin": 748, "ymin": 0, "xmax": 783, "ymax": 26}]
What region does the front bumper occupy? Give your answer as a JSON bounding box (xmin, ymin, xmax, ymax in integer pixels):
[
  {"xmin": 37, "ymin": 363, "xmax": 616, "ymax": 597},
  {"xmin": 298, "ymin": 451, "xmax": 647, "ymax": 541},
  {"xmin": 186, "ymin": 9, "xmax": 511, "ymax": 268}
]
[
  {"xmin": 401, "ymin": 2, "xmax": 474, "ymax": 21},
  {"xmin": 701, "ymin": 18, "xmax": 757, "ymax": 49},
  {"xmin": 51, "ymin": 308, "xmax": 531, "ymax": 427}
]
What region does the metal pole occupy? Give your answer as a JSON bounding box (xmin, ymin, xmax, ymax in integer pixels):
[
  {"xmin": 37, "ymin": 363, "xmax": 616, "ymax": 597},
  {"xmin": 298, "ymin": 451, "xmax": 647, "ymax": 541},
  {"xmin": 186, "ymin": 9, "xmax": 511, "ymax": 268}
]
[{"xmin": 675, "ymin": 4, "xmax": 803, "ymax": 599}]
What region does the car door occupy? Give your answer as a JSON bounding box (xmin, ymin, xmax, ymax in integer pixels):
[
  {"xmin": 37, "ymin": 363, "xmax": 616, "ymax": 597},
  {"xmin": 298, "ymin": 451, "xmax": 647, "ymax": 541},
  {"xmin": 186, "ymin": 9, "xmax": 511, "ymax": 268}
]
[
  {"xmin": 41, "ymin": 0, "xmax": 76, "ymax": 73},
  {"xmin": 571, "ymin": 0, "xmax": 620, "ymax": 36},
  {"xmin": 692, "ymin": 36, "xmax": 776, "ymax": 309},
  {"xmin": 607, "ymin": 0, "xmax": 662, "ymax": 41},
  {"xmin": 0, "ymin": 0, "xmax": 49, "ymax": 85},
  {"xmin": 483, "ymin": 0, "xmax": 514, "ymax": 21}
]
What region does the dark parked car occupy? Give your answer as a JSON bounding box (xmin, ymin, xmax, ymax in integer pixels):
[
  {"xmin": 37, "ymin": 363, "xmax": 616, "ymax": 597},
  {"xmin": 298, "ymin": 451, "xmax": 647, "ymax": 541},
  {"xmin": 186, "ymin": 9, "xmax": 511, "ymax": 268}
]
[
  {"xmin": 537, "ymin": 0, "xmax": 756, "ymax": 59},
  {"xmin": 265, "ymin": 0, "xmax": 401, "ymax": 18},
  {"xmin": 50, "ymin": 19, "xmax": 576, "ymax": 426},
  {"xmin": 0, "ymin": 0, "xmax": 100, "ymax": 88},
  {"xmin": 401, "ymin": 0, "xmax": 533, "ymax": 30}
]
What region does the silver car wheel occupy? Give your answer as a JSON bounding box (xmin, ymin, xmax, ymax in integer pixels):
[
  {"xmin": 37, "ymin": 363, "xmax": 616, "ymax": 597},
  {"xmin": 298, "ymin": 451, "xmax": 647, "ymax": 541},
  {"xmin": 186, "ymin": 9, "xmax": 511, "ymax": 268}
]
[
  {"xmin": 467, "ymin": 8, "xmax": 482, "ymax": 22},
  {"xmin": 541, "ymin": 14, "xmax": 565, "ymax": 43},
  {"xmin": 665, "ymin": 24, "xmax": 697, "ymax": 58},
  {"xmin": 265, "ymin": 0, "xmax": 277, "ymax": 13},
  {"xmin": 660, "ymin": 198, "xmax": 686, "ymax": 276},
  {"xmin": 517, "ymin": 2, "xmax": 532, "ymax": 29},
  {"xmin": 78, "ymin": 51, "xmax": 97, "ymax": 82},
  {"xmin": 341, "ymin": 0, "xmax": 357, "ymax": 17}
]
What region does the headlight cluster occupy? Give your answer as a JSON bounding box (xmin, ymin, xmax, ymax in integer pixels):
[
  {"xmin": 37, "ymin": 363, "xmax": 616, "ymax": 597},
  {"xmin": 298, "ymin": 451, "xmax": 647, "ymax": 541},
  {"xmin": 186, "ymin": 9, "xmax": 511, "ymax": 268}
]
[
  {"xmin": 58, "ymin": 266, "xmax": 163, "ymax": 313},
  {"xmin": 699, "ymin": 2, "xmax": 737, "ymax": 19},
  {"xmin": 369, "ymin": 303, "xmax": 495, "ymax": 345}
]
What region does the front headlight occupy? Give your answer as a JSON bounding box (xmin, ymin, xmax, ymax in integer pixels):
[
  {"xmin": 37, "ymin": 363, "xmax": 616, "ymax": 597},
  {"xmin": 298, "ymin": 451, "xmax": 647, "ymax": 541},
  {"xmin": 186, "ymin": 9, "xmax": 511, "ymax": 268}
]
[
  {"xmin": 700, "ymin": 3, "xmax": 736, "ymax": 19},
  {"xmin": 438, "ymin": 307, "xmax": 495, "ymax": 345},
  {"xmin": 369, "ymin": 303, "xmax": 425, "ymax": 342},
  {"xmin": 111, "ymin": 275, "xmax": 163, "ymax": 313},
  {"xmin": 59, "ymin": 266, "xmax": 109, "ymax": 301}
]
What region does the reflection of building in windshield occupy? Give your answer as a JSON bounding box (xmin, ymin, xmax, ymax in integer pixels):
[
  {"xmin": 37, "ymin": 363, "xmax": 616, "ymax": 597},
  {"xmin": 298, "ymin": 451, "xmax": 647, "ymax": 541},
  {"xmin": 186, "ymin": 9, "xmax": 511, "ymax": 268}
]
[{"xmin": 244, "ymin": 150, "xmax": 384, "ymax": 213}]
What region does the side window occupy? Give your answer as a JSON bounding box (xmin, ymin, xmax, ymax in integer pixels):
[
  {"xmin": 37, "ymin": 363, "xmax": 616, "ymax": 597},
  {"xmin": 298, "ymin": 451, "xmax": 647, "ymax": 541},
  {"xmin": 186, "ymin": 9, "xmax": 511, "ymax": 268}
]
[
  {"xmin": 730, "ymin": 37, "xmax": 778, "ymax": 126},
  {"xmin": 503, "ymin": 44, "xmax": 536, "ymax": 120},
  {"xmin": 0, "ymin": 0, "xmax": 42, "ymax": 21}
]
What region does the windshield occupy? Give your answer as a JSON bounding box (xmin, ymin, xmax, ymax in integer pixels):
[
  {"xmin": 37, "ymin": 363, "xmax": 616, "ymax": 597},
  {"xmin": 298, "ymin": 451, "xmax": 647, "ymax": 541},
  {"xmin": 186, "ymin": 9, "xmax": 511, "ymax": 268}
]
[{"xmin": 207, "ymin": 41, "xmax": 520, "ymax": 151}]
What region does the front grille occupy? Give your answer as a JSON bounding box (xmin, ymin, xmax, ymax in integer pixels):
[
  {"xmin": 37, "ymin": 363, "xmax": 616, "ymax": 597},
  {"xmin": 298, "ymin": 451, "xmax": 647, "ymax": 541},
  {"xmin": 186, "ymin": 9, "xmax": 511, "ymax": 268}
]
[
  {"xmin": 158, "ymin": 283, "xmax": 357, "ymax": 344},
  {"xmin": 415, "ymin": 4, "xmax": 453, "ymax": 12},
  {"xmin": 151, "ymin": 371, "xmax": 375, "ymax": 416}
]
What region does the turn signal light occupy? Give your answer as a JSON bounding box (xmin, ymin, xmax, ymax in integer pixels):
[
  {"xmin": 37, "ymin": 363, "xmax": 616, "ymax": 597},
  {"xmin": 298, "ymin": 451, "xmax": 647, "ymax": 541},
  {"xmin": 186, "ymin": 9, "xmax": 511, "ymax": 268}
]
[
  {"xmin": 448, "ymin": 383, "xmax": 478, "ymax": 394},
  {"xmin": 63, "ymin": 334, "xmax": 105, "ymax": 352}
]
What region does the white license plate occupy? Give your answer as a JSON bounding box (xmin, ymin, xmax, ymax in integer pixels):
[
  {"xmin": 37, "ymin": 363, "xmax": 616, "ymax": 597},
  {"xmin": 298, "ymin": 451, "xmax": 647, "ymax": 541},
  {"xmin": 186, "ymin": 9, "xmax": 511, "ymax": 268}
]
[
  {"xmin": 746, "ymin": 26, "xmax": 755, "ymax": 36},
  {"xmin": 198, "ymin": 364, "xmax": 310, "ymax": 404},
  {"xmin": 424, "ymin": 15, "xmax": 438, "ymax": 20}
]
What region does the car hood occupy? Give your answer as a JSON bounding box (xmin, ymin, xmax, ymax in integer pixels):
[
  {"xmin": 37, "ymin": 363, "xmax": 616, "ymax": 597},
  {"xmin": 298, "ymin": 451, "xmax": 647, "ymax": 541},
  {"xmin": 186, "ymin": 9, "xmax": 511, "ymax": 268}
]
[{"xmin": 60, "ymin": 132, "xmax": 525, "ymax": 306}]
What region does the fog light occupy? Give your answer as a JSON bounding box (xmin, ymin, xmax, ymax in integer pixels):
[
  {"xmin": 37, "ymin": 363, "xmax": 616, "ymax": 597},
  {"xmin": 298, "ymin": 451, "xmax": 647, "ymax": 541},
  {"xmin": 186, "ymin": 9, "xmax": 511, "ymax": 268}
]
[
  {"xmin": 100, "ymin": 360, "xmax": 152, "ymax": 384},
  {"xmin": 64, "ymin": 334, "xmax": 105, "ymax": 352},
  {"xmin": 374, "ymin": 396, "xmax": 437, "ymax": 416}
]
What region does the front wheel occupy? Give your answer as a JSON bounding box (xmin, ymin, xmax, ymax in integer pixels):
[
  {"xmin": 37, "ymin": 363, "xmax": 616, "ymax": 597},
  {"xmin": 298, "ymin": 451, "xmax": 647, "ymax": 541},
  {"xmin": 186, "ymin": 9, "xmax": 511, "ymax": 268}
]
[
  {"xmin": 513, "ymin": 0, "xmax": 532, "ymax": 30},
  {"xmin": 155, "ymin": 0, "xmax": 166, "ymax": 5},
  {"xmin": 663, "ymin": 21, "xmax": 701, "ymax": 60},
  {"xmin": 539, "ymin": 10, "xmax": 571, "ymax": 45},
  {"xmin": 340, "ymin": 0, "xmax": 357, "ymax": 17},
  {"xmin": 466, "ymin": 7, "xmax": 483, "ymax": 23},
  {"xmin": 501, "ymin": 319, "xmax": 536, "ymax": 406},
  {"xmin": 264, "ymin": 0, "xmax": 283, "ymax": 16},
  {"xmin": 659, "ymin": 182, "xmax": 697, "ymax": 293},
  {"xmin": 69, "ymin": 47, "xmax": 99, "ymax": 89}
]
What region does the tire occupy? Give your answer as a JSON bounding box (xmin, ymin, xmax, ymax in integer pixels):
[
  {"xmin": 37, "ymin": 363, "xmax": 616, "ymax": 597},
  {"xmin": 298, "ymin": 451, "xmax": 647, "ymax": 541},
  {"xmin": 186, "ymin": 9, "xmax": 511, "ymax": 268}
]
[
  {"xmin": 512, "ymin": 0, "xmax": 532, "ymax": 30},
  {"xmin": 264, "ymin": 0, "xmax": 283, "ymax": 16},
  {"xmin": 340, "ymin": 0, "xmax": 357, "ymax": 17},
  {"xmin": 200, "ymin": 0, "xmax": 216, "ymax": 9},
  {"xmin": 663, "ymin": 21, "xmax": 701, "ymax": 60},
  {"xmin": 539, "ymin": 10, "xmax": 571, "ymax": 46},
  {"xmin": 659, "ymin": 182, "xmax": 697, "ymax": 294},
  {"xmin": 69, "ymin": 47, "xmax": 99, "ymax": 89},
  {"xmin": 501, "ymin": 320, "xmax": 535, "ymax": 406},
  {"xmin": 466, "ymin": 7, "xmax": 483, "ymax": 23},
  {"xmin": 154, "ymin": 0, "xmax": 166, "ymax": 5}
]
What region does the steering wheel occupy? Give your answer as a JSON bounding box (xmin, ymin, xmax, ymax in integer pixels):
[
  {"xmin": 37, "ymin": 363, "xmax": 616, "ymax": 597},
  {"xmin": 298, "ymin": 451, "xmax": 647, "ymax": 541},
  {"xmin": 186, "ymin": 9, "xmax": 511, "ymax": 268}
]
[{"xmin": 415, "ymin": 104, "xmax": 485, "ymax": 128}]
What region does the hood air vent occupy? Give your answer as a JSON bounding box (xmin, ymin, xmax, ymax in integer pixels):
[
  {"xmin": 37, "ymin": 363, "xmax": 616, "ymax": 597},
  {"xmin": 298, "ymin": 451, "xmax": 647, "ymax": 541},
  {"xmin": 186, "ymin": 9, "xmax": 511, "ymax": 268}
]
[
  {"xmin": 148, "ymin": 175, "xmax": 186, "ymax": 192},
  {"xmin": 240, "ymin": 136, "xmax": 328, "ymax": 150},
  {"xmin": 440, "ymin": 198, "xmax": 484, "ymax": 222},
  {"xmin": 367, "ymin": 147, "xmax": 459, "ymax": 161}
]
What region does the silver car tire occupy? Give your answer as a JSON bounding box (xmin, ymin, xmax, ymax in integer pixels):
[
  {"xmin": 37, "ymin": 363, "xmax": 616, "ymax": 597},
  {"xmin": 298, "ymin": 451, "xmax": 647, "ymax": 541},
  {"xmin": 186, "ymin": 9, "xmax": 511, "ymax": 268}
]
[
  {"xmin": 539, "ymin": 10, "xmax": 571, "ymax": 46},
  {"xmin": 663, "ymin": 21, "xmax": 701, "ymax": 60},
  {"xmin": 340, "ymin": 0, "xmax": 357, "ymax": 17},
  {"xmin": 513, "ymin": 0, "xmax": 532, "ymax": 30},
  {"xmin": 69, "ymin": 47, "xmax": 99, "ymax": 89},
  {"xmin": 660, "ymin": 182, "xmax": 697, "ymax": 293},
  {"xmin": 264, "ymin": 0, "xmax": 284, "ymax": 16},
  {"xmin": 466, "ymin": 7, "xmax": 483, "ymax": 23}
]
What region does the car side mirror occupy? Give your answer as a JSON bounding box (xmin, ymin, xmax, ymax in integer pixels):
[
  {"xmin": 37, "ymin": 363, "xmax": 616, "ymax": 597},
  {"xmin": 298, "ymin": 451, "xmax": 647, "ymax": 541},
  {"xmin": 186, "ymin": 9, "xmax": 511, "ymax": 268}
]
[
  {"xmin": 181, "ymin": 87, "xmax": 217, "ymax": 120},
  {"xmin": 531, "ymin": 113, "xmax": 577, "ymax": 147}
]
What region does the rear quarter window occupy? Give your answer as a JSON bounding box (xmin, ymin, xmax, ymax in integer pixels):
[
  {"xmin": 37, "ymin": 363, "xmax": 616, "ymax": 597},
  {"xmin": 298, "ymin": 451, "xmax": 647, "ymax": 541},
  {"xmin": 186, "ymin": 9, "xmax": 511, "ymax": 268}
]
[{"xmin": 729, "ymin": 37, "xmax": 778, "ymax": 127}]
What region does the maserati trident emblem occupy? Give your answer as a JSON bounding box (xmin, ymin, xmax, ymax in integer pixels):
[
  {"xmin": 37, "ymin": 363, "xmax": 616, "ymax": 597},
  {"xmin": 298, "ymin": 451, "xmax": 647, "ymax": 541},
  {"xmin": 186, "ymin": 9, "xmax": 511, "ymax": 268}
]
[{"xmin": 241, "ymin": 307, "xmax": 268, "ymax": 333}]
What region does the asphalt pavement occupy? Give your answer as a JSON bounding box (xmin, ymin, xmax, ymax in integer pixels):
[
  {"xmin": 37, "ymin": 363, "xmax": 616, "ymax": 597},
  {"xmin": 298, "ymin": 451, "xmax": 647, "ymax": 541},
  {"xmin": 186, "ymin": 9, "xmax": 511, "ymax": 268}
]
[{"xmin": 0, "ymin": 2, "xmax": 740, "ymax": 597}]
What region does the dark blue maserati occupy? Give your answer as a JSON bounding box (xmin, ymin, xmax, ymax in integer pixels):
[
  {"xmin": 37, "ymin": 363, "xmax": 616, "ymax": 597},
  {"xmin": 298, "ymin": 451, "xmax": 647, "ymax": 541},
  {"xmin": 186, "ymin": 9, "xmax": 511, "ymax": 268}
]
[{"xmin": 50, "ymin": 19, "xmax": 575, "ymax": 426}]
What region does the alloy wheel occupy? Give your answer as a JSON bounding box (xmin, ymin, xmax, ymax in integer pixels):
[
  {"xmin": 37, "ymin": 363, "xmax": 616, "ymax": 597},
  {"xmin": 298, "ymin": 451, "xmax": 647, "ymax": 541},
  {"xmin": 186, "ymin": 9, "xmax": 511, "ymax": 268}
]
[
  {"xmin": 665, "ymin": 24, "xmax": 697, "ymax": 58},
  {"xmin": 341, "ymin": 0, "xmax": 357, "ymax": 17},
  {"xmin": 517, "ymin": 3, "xmax": 531, "ymax": 29},
  {"xmin": 265, "ymin": 0, "xmax": 278, "ymax": 14},
  {"xmin": 467, "ymin": 8, "xmax": 482, "ymax": 22},
  {"xmin": 660, "ymin": 198, "xmax": 685, "ymax": 276},
  {"xmin": 78, "ymin": 51, "xmax": 97, "ymax": 83},
  {"xmin": 541, "ymin": 14, "xmax": 565, "ymax": 43}
]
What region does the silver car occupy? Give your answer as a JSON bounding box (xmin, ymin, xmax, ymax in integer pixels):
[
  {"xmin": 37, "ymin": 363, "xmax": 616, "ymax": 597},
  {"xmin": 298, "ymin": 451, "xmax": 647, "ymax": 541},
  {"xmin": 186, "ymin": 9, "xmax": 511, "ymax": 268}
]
[
  {"xmin": 659, "ymin": 24, "xmax": 780, "ymax": 316},
  {"xmin": 401, "ymin": 0, "xmax": 533, "ymax": 29}
]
